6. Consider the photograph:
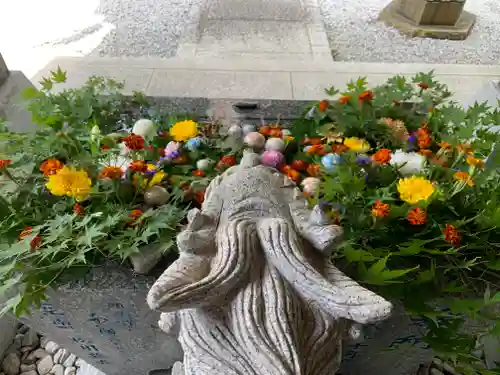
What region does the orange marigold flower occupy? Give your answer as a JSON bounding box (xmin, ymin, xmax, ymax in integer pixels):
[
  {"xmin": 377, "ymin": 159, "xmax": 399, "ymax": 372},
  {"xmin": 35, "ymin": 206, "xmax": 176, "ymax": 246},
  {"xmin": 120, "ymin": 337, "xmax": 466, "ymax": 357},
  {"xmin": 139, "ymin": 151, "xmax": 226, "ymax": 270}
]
[
  {"xmin": 418, "ymin": 82, "xmax": 430, "ymax": 89},
  {"xmin": 194, "ymin": 189, "xmax": 205, "ymax": 204},
  {"xmin": 457, "ymin": 144, "xmax": 473, "ymax": 155},
  {"xmin": 0, "ymin": 159, "xmax": 12, "ymax": 169},
  {"xmin": 442, "ymin": 224, "xmax": 461, "ymax": 247},
  {"xmin": 454, "ymin": 171, "xmax": 474, "ymax": 187},
  {"xmin": 279, "ymin": 164, "xmax": 292, "ymax": 174},
  {"xmin": 128, "ymin": 209, "xmax": 145, "ymax": 227},
  {"xmin": 19, "ymin": 226, "xmax": 41, "ymax": 250},
  {"xmin": 416, "ymin": 128, "xmax": 432, "ymax": 149},
  {"xmin": 220, "ymin": 155, "xmax": 237, "ymax": 166},
  {"xmin": 439, "ymin": 141, "xmax": 452, "ymax": 151},
  {"xmin": 40, "ymin": 159, "xmax": 63, "ymax": 176},
  {"xmin": 302, "ymin": 137, "xmax": 323, "ymax": 145},
  {"xmin": 339, "ymin": 95, "xmax": 351, "ymax": 105},
  {"xmin": 372, "ymin": 149, "xmax": 392, "ymax": 165},
  {"xmin": 318, "ymin": 100, "xmax": 329, "ymax": 112},
  {"xmin": 101, "ymin": 145, "xmax": 111, "ymax": 151},
  {"xmin": 419, "ymin": 149, "xmax": 433, "ymax": 157},
  {"xmin": 269, "ymin": 128, "xmax": 283, "ymax": 138},
  {"xmin": 172, "ymin": 155, "xmax": 188, "ymax": 164},
  {"xmin": 99, "ymin": 166, "xmax": 123, "ymax": 180},
  {"xmin": 358, "ymin": 90, "xmax": 374, "ymax": 103},
  {"xmin": 192, "ymin": 169, "xmax": 206, "ymax": 177},
  {"xmin": 331, "ymin": 143, "xmax": 349, "ymax": 154},
  {"xmin": 73, "ymin": 202, "xmax": 85, "ymax": 216},
  {"xmin": 260, "ymin": 126, "xmax": 272, "ymax": 136},
  {"xmin": 123, "ymin": 134, "xmax": 145, "ymax": 150},
  {"xmin": 129, "ymin": 160, "xmax": 147, "ymax": 173},
  {"xmin": 372, "ymin": 200, "xmax": 390, "ymax": 217},
  {"xmin": 407, "ymin": 207, "xmax": 427, "ymax": 225},
  {"xmin": 291, "ymin": 160, "xmax": 309, "ymax": 172},
  {"xmin": 287, "ymin": 169, "xmax": 301, "ymax": 184},
  {"xmin": 306, "ymin": 164, "xmax": 321, "ymax": 177},
  {"xmin": 466, "ymin": 156, "xmax": 485, "ymax": 168}
]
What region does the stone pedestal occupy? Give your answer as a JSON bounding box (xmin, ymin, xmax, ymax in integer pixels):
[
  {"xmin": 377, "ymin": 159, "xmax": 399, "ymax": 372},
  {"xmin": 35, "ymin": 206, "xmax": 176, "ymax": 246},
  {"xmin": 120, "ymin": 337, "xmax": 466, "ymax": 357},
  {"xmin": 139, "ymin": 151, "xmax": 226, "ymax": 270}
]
[
  {"xmin": 176, "ymin": 0, "xmax": 333, "ymax": 64},
  {"xmin": 0, "ymin": 52, "xmax": 37, "ymax": 132},
  {"xmin": 379, "ymin": 0, "xmax": 476, "ymax": 40}
]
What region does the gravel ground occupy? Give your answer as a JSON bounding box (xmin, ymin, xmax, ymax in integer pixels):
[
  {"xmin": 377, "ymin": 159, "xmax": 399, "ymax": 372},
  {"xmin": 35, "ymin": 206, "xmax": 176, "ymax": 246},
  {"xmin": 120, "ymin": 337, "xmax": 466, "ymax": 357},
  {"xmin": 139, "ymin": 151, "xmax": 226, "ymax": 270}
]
[{"xmin": 320, "ymin": 0, "xmax": 500, "ymax": 64}]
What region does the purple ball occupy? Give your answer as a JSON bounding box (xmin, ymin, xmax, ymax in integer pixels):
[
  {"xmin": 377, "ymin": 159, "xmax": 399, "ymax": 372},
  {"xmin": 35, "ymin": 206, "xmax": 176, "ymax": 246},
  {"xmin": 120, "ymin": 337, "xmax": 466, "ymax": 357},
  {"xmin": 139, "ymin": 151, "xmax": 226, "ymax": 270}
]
[{"xmin": 261, "ymin": 150, "xmax": 285, "ymax": 168}]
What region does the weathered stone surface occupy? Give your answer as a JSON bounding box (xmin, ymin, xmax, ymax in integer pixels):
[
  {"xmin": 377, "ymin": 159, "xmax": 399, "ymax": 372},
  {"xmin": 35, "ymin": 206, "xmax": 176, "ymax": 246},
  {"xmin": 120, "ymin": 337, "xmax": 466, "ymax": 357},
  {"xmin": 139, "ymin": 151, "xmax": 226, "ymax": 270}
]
[
  {"xmin": 21, "ymin": 329, "xmax": 39, "ymax": 348},
  {"xmin": 37, "ymin": 355, "xmax": 53, "ymax": 375},
  {"xmin": 1, "ymin": 353, "xmax": 20, "ymax": 375},
  {"xmin": 0, "ymin": 53, "xmax": 8, "ymax": 87},
  {"xmin": 44, "ymin": 342, "xmax": 59, "ymax": 355},
  {"xmin": 379, "ymin": 0, "xmax": 476, "ymax": 40},
  {"xmin": 147, "ymin": 150, "xmax": 394, "ymax": 374},
  {"xmin": 50, "ymin": 364, "xmax": 64, "ymax": 375}
]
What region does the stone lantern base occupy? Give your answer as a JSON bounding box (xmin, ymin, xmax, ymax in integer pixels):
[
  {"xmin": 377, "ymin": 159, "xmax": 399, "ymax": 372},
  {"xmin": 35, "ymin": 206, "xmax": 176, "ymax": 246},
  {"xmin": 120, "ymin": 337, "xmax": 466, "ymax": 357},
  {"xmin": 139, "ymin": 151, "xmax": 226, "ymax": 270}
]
[{"xmin": 379, "ymin": 0, "xmax": 476, "ymax": 40}]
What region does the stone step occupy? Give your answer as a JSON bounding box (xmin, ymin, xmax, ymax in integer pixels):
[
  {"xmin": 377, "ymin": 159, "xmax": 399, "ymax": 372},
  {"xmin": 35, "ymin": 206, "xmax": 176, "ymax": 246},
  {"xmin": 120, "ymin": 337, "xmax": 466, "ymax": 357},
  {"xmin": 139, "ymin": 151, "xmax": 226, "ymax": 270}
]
[{"xmin": 30, "ymin": 56, "xmax": 500, "ymax": 104}]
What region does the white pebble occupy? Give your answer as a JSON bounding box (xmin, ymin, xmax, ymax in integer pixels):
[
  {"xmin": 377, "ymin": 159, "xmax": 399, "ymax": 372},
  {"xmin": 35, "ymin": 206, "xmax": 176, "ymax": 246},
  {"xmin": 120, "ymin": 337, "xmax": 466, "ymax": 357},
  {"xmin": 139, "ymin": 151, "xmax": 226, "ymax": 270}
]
[
  {"xmin": 37, "ymin": 356, "xmax": 53, "ymax": 375},
  {"xmin": 32, "ymin": 348, "xmax": 49, "ymax": 359},
  {"xmin": 62, "ymin": 354, "xmax": 76, "ymax": 368},
  {"xmin": 53, "ymin": 349, "xmax": 69, "ymax": 364},
  {"xmin": 19, "ymin": 371, "xmax": 37, "ymax": 375},
  {"xmin": 64, "ymin": 367, "xmax": 76, "ymax": 375},
  {"xmin": 227, "ymin": 125, "xmax": 242, "ymax": 138},
  {"xmin": 132, "ymin": 119, "xmax": 155, "ymax": 138},
  {"xmin": 44, "ymin": 342, "xmax": 59, "ymax": 355},
  {"xmin": 50, "ymin": 364, "xmax": 64, "ymax": 375},
  {"xmin": 2, "ymin": 353, "xmax": 20, "ymax": 375},
  {"xmin": 19, "ymin": 365, "xmax": 35, "ymax": 373}
]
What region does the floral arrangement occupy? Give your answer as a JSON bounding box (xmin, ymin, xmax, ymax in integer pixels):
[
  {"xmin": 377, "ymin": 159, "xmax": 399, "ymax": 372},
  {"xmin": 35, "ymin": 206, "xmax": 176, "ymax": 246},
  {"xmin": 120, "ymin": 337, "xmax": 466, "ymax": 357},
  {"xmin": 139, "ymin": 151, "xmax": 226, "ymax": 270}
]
[
  {"xmin": 0, "ymin": 69, "xmax": 499, "ymax": 374},
  {"xmin": 0, "ymin": 70, "xmax": 240, "ymax": 316}
]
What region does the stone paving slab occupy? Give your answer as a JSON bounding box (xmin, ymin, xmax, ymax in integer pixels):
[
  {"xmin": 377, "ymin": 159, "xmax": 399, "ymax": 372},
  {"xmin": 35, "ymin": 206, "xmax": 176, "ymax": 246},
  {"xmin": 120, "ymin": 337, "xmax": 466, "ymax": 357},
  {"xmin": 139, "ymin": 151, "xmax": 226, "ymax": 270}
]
[
  {"xmin": 30, "ymin": 57, "xmax": 500, "ymax": 103},
  {"xmin": 205, "ymin": 0, "xmax": 311, "ymax": 21}
]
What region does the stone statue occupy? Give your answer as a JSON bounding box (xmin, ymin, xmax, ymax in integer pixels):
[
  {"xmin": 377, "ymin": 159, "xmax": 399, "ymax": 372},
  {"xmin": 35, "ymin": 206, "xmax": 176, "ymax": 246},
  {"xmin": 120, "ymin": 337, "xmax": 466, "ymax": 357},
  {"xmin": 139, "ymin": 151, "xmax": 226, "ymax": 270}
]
[{"xmin": 147, "ymin": 150, "xmax": 393, "ymax": 375}]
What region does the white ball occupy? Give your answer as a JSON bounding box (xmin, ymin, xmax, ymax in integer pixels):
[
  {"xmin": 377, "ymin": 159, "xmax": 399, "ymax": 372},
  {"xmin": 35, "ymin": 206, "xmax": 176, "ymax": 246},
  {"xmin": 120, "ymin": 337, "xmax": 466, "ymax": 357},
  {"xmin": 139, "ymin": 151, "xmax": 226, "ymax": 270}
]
[
  {"xmin": 244, "ymin": 132, "xmax": 266, "ymax": 149},
  {"xmin": 265, "ymin": 137, "xmax": 285, "ymax": 152},
  {"xmin": 301, "ymin": 177, "xmax": 321, "ymax": 195},
  {"xmin": 196, "ymin": 158, "xmax": 213, "ymax": 171},
  {"xmin": 228, "ymin": 125, "xmax": 243, "ymax": 138},
  {"xmin": 242, "ymin": 124, "xmax": 256, "ymax": 135},
  {"xmin": 132, "ymin": 119, "xmax": 155, "ymax": 138}
]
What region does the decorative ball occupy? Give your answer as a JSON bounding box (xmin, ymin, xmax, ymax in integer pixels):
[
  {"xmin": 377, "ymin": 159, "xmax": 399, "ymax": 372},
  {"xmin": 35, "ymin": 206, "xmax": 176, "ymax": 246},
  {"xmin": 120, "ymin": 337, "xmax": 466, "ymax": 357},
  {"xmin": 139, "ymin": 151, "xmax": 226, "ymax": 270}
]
[
  {"xmin": 132, "ymin": 119, "xmax": 155, "ymax": 138},
  {"xmin": 228, "ymin": 125, "xmax": 243, "ymax": 138},
  {"xmin": 244, "ymin": 132, "xmax": 266, "ymax": 149},
  {"xmin": 196, "ymin": 158, "xmax": 214, "ymax": 171},
  {"xmin": 321, "ymin": 153, "xmax": 342, "ymax": 171},
  {"xmin": 186, "ymin": 136, "xmax": 203, "ymax": 151},
  {"xmin": 301, "ymin": 177, "xmax": 321, "ymax": 195},
  {"xmin": 265, "ymin": 137, "xmax": 285, "ymax": 152},
  {"xmin": 242, "ymin": 124, "xmax": 256, "ymax": 135},
  {"xmin": 261, "ymin": 150, "xmax": 285, "ymax": 169},
  {"xmin": 144, "ymin": 186, "xmax": 169, "ymax": 206},
  {"xmin": 281, "ymin": 129, "xmax": 292, "ymax": 137}
]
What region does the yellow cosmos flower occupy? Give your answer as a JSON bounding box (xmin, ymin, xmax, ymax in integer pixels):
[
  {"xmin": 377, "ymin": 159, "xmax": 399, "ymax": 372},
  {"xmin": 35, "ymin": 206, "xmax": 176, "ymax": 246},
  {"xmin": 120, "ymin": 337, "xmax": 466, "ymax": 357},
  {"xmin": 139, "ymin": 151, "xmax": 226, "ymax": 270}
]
[
  {"xmin": 46, "ymin": 166, "xmax": 92, "ymax": 201},
  {"xmin": 133, "ymin": 170, "xmax": 166, "ymax": 189},
  {"xmin": 343, "ymin": 137, "xmax": 370, "ymax": 152},
  {"xmin": 169, "ymin": 120, "xmax": 198, "ymax": 142},
  {"xmin": 397, "ymin": 176, "xmax": 435, "ymax": 205}
]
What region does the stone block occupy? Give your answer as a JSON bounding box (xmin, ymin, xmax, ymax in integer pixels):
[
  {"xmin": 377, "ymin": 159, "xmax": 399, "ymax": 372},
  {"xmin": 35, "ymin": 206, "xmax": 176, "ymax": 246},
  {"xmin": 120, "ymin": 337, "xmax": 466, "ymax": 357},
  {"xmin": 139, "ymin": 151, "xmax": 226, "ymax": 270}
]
[
  {"xmin": 0, "ymin": 53, "xmax": 8, "ymax": 88},
  {"xmin": 0, "ymin": 71, "xmax": 38, "ymax": 132},
  {"xmin": 398, "ymin": 0, "xmax": 466, "ymax": 26},
  {"xmin": 380, "ymin": 0, "xmax": 476, "ymax": 40},
  {"xmin": 18, "ymin": 263, "xmax": 183, "ymax": 375}
]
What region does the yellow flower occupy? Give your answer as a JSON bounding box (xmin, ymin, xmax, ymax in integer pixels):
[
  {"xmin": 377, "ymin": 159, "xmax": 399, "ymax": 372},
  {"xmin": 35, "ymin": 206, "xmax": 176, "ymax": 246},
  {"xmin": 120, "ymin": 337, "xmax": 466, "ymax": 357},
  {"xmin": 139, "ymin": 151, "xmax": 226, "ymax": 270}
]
[
  {"xmin": 133, "ymin": 170, "xmax": 166, "ymax": 189},
  {"xmin": 343, "ymin": 137, "xmax": 370, "ymax": 152},
  {"xmin": 169, "ymin": 120, "xmax": 198, "ymax": 142},
  {"xmin": 397, "ymin": 176, "xmax": 435, "ymax": 204},
  {"xmin": 46, "ymin": 166, "xmax": 92, "ymax": 201}
]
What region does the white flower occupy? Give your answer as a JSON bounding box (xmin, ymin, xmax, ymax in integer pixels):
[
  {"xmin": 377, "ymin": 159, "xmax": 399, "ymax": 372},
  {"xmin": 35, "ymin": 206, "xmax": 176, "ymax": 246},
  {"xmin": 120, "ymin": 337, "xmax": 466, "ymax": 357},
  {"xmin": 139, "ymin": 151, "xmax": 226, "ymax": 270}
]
[
  {"xmin": 118, "ymin": 142, "xmax": 130, "ymax": 156},
  {"xmin": 132, "ymin": 119, "xmax": 155, "ymax": 138},
  {"xmin": 390, "ymin": 150, "xmax": 426, "ymax": 175},
  {"xmin": 105, "ymin": 155, "xmax": 132, "ymax": 173}
]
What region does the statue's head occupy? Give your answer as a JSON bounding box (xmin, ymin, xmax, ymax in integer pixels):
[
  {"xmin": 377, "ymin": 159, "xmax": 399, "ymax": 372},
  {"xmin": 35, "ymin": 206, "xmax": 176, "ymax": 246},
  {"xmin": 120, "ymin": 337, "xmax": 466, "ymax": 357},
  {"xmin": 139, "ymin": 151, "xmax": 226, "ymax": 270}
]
[{"xmin": 147, "ymin": 150, "xmax": 392, "ymax": 374}]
